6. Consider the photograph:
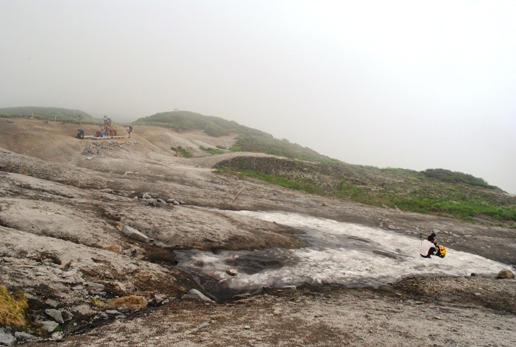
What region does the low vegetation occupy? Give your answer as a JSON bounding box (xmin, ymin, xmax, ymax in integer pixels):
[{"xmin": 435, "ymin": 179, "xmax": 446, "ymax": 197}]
[
  {"xmin": 0, "ymin": 285, "xmax": 29, "ymax": 328},
  {"xmin": 0, "ymin": 106, "xmax": 101, "ymax": 124},
  {"xmin": 216, "ymin": 157, "xmax": 516, "ymax": 224},
  {"xmin": 170, "ymin": 146, "xmax": 193, "ymax": 158},
  {"xmin": 199, "ymin": 146, "xmax": 225, "ymax": 155}
]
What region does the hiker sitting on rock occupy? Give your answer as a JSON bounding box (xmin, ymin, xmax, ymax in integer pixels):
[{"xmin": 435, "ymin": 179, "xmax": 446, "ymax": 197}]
[{"xmin": 420, "ymin": 232, "xmax": 438, "ymax": 258}]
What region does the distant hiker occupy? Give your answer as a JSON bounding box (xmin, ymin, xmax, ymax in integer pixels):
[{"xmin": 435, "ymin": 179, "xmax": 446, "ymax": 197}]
[
  {"xmin": 127, "ymin": 125, "xmax": 133, "ymax": 138},
  {"xmin": 77, "ymin": 114, "xmax": 83, "ymax": 123},
  {"xmin": 76, "ymin": 128, "xmax": 84, "ymax": 139},
  {"xmin": 103, "ymin": 115, "xmax": 109, "ymax": 125},
  {"xmin": 420, "ymin": 232, "xmax": 438, "ymax": 258}
]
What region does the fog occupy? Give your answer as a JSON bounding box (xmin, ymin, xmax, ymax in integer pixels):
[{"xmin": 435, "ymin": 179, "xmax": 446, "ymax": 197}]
[{"xmin": 1, "ymin": 1, "xmax": 514, "ymax": 193}]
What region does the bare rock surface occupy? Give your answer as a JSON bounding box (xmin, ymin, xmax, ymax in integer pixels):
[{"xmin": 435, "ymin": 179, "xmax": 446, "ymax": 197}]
[{"xmin": 0, "ymin": 118, "xmax": 515, "ymax": 346}]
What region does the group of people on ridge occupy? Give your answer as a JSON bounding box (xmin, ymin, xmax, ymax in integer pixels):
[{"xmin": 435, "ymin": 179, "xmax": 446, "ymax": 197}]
[{"xmin": 75, "ymin": 115, "xmax": 134, "ymax": 139}]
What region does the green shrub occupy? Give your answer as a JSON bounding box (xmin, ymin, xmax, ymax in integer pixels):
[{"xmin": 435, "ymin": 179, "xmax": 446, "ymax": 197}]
[
  {"xmin": 199, "ymin": 146, "xmax": 224, "ymax": 155},
  {"xmin": 170, "ymin": 146, "xmax": 193, "ymax": 158}
]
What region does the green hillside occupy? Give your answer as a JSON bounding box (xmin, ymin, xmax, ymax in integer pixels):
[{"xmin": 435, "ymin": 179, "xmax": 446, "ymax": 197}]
[
  {"xmin": 135, "ymin": 111, "xmax": 339, "ymax": 163},
  {"xmin": 0, "ymin": 106, "xmax": 97, "ymax": 123}
]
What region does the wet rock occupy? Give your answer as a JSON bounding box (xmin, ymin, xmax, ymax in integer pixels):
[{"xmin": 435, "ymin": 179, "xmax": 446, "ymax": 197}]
[
  {"xmin": 41, "ymin": 320, "xmax": 60, "ymax": 333},
  {"xmin": 497, "ymin": 269, "xmax": 514, "ymax": 279},
  {"xmin": 121, "ymin": 225, "xmax": 151, "ymax": 243},
  {"xmin": 0, "ymin": 329, "xmax": 15, "ymax": 346},
  {"xmin": 182, "ymin": 289, "xmax": 214, "ymax": 303},
  {"xmin": 45, "ymin": 309, "xmax": 64, "ymax": 324}
]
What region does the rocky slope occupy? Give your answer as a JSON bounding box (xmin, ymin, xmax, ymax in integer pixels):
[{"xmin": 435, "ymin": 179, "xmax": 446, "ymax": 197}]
[{"xmin": 0, "ymin": 118, "xmax": 515, "ymax": 346}]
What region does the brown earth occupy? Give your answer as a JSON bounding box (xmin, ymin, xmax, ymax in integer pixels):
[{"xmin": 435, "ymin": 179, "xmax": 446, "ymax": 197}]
[{"xmin": 1, "ymin": 117, "xmax": 515, "ymax": 346}]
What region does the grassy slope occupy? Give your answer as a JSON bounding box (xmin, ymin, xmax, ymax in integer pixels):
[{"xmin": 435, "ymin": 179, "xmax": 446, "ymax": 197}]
[
  {"xmin": 0, "ymin": 106, "xmax": 100, "ymax": 124},
  {"xmin": 135, "ymin": 111, "xmax": 515, "ymax": 225}
]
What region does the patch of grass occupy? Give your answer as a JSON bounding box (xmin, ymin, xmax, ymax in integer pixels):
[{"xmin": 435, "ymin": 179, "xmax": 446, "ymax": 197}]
[
  {"xmin": 90, "ymin": 298, "xmax": 104, "ymax": 307},
  {"xmin": 170, "ymin": 146, "xmax": 193, "ymax": 158},
  {"xmin": 199, "ymin": 146, "xmax": 224, "ymax": 155},
  {"xmin": 0, "ymin": 285, "xmax": 29, "ymax": 328},
  {"xmin": 216, "ymin": 145, "xmax": 227, "ymax": 149}
]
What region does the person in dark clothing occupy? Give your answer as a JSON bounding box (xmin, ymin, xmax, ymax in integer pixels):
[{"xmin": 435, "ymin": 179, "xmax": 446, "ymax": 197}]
[{"xmin": 76, "ymin": 128, "xmax": 84, "ymax": 139}]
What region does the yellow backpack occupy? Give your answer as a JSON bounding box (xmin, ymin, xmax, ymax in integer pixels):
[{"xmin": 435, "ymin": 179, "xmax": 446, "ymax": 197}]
[{"xmin": 437, "ymin": 245, "xmax": 446, "ymax": 258}]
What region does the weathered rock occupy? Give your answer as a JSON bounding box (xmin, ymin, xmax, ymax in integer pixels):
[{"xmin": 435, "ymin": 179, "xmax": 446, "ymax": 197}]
[
  {"xmin": 121, "ymin": 225, "xmax": 151, "ymax": 243},
  {"xmin": 45, "ymin": 309, "xmax": 64, "ymax": 324},
  {"xmin": 105, "ymin": 310, "xmax": 122, "ymax": 316},
  {"xmin": 61, "ymin": 310, "xmax": 74, "ymax": 322},
  {"xmin": 97, "ymin": 312, "xmax": 109, "ymax": 320},
  {"xmin": 154, "ymin": 295, "xmax": 164, "ymax": 304},
  {"xmin": 197, "ymin": 322, "xmax": 210, "ymax": 329},
  {"xmin": 85, "ymin": 282, "xmax": 105, "ymax": 292},
  {"xmin": 14, "ymin": 331, "xmax": 38, "ymax": 342},
  {"xmin": 497, "ymin": 269, "xmax": 514, "ymax": 279},
  {"xmin": 0, "ymin": 329, "xmax": 15, "ymax": 346},
  {"xmin": 41, "ymin": 320, "xmax": 60, "ymax": 333},
  {"xmin": 182, "ymin": 289, "xmax": 214, "ymax": 303}
]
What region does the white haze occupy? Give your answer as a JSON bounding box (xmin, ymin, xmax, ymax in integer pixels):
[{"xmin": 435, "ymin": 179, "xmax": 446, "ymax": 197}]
[
  {"xmin": 175, "ymin": 211, "xmax": 509, "ymax": 293},
  {"xmin": 1, "ymin": 1, "xmax": 515, "ymax": 193}
]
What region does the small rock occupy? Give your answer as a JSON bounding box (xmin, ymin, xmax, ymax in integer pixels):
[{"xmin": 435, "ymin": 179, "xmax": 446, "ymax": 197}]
[
  {"xmin": 45, "ymin": 299, "xmax": 59, "ymax": 308},
  {"xmin": 474, "ymin": 293, "xmax": 481, "ymax": 296},
  {"xmin": 98, "ymin": 312, "xmax": 109, "ymax": 320},
  {"xmin": 243, "ymin": 325, "xmax": 251, "ymax": 329},
  {"xmin": 51, "ymin": 331, "xmax": 63, "ymax": 340},
  {"xmin": 105, "ymin": 310, "xmax": 122, "ymax": 316},
  {"xmin": 497, "ymin": 269, "xmax": 514, "ymax": 279},
  {"xmin": 182, "ymin": 289, "xmax": 214, "ymax": 303},
  {"xmin": 45, "ymin": 309, "xmax": 64, "ymax": 324},
  {"xmin": 14, "ymin": 331, "xmax": 38, "ymax": 342},
  {"xmin": 173, "ymin": 200, "xmax": 180, "ymax": 205},
  {"xmin": 197, "ymin": 322, "xmax": 210, "ymax": 329},
  {"xmin": 41, "ymin": 321, "xmax": 60, "ymax": 333},
  {"xmin": 154, "ymin": 295, "xmax": 164, "ymax": 304},
  {"xmin": 161, "ymin": 299, "xmax": 170, "ymax": 305},
  {"xmin": 61, "ymin": 310, "xmax": 74, "ymax": 322},
  {"xmin": 121, "ymin": 225, "xmax": 151, "ymax": 243},
  {"xmin": 226, "ymin": 269, "xmax": 237, "ymax": 276},
  {"xmin": 0, "ymin": 329, "xmax": 15, "ymax": 346}
]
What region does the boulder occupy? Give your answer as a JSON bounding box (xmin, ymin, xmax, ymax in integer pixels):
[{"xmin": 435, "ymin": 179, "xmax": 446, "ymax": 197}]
[{"xmin": 121, "ymin": 225, "xmax": 151, "ymax": 243}]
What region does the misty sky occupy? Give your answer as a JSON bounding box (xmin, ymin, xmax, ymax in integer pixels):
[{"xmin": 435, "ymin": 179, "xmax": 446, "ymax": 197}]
[{"xmin": 1, "ymin": 1, "xmax": 515, "ymax": 193}]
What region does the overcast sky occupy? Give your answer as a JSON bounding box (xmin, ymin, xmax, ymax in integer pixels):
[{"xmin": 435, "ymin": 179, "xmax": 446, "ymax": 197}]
[{"xmin": 1, "ymin": 1, "xmax": 515, "ymax": 193}]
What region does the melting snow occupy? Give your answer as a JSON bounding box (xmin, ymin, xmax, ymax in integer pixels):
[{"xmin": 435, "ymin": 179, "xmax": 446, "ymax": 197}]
[{"xmin": 175, "ymin": 211, "xmax": 509, "ymax": 293}]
